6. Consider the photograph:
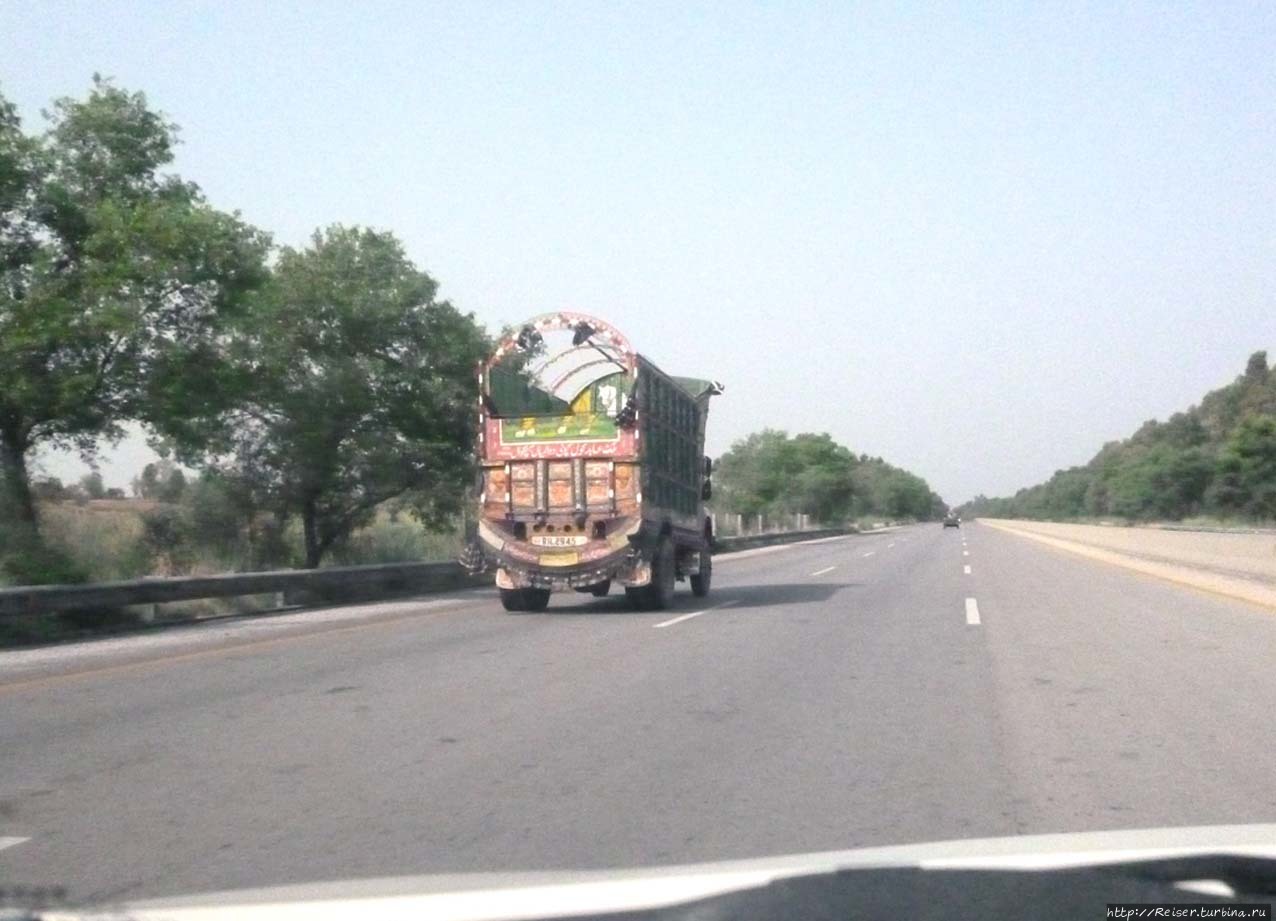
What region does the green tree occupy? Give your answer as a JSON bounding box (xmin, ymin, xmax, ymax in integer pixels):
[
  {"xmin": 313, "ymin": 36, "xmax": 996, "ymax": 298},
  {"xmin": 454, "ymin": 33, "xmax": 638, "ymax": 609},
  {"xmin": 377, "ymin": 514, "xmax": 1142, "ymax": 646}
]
[
  {"xmin": 0, "ymin": 78, "xmax": 269, "ymax": 547},
  {"xmin": 1209, "ymin": 415, "xmax": 1276, "ymax": 519},
  {"xmin": 788, "ymin": 433, "xmax": 857, "ymax": 522},
  {"xmin": 188, "ymin": 226, "xmax": 488, "ymax": 568},
  {"xmin": 716, "ymin": 431, "xmax": 941, "ymax": 524},
  {"xmin": 1106, "ymin": 445, "xmax": 1212, "ymax": 520},
  {"xmin": 156, "ymin": 466, "xmax": 187, "ymax": 503},
  {"xmin": 133, "ymin": 462, "xmax": 159, "ymax": 499},
  {"xmin": 80, "ymin": 471, "xmax": 105, "ymax": 500},
  {"xmin": 31, "ymin": 477, "xmax": 67, "ymax": 501},
  {"xmin": 714, "ymin": 429, "xmax": 798, "ymax": 520}
]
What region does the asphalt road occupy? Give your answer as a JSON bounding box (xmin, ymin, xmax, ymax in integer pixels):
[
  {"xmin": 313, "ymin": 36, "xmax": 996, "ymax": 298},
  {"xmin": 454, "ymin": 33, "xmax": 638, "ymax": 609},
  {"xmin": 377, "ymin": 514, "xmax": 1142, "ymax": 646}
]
[{"xmin": 4, "ymin": 522, "xmax": 1276, "ymax": 905}]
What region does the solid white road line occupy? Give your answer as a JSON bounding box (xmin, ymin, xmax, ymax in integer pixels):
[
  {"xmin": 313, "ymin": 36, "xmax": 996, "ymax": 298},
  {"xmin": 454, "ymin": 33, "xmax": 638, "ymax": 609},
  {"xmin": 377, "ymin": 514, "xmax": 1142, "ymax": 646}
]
[
  {"xmin": 0, "ymin": 837, "xmax": 30, "ymax": 852},
  {"xmin": 654, "ymin": 600, "xmax": 737, "ymax": 629},
  {"xmin": 963, "ymin": 564, "xmax": 972, "ymax": 574},
  {"xmin": 862, "ymin": 551, "xmax": 875, "ymax": 557},
  {"xmin": 965, "ymin": 598, "xmax": 981, "ymax": 625},
  {"xmin": 810, "ymin": 566, "xmax": 836, "ymax": 576}
]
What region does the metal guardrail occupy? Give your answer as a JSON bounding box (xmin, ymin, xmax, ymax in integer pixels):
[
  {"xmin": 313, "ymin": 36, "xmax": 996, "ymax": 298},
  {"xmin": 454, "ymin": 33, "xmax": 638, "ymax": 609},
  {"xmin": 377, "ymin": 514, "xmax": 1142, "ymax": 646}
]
[
  {"xmin": 0, "ymin": 560, "xmax": 487, "ymax": 620},
  {"xmin": 0, "ymin": 528, "xmax": 858, "ymax": 619},
  {"xmin": 714, "ymin": 527, "xmax": 852, "ymax": 552}
]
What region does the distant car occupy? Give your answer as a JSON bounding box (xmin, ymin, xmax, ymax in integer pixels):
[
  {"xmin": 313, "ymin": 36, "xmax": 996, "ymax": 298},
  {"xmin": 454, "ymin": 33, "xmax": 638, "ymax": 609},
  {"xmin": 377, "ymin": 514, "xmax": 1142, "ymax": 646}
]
[{"xmin": 943, "ymin": 514, "xmax": 960, "ymax": 528}]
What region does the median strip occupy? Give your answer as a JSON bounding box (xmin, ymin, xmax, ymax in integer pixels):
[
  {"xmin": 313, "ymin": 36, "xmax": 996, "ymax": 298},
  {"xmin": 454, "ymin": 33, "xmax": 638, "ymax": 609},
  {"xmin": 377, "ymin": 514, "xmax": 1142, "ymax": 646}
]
[{"xmin": 981, "ymin": 519, "xmax": 1276, "ymax": 613}]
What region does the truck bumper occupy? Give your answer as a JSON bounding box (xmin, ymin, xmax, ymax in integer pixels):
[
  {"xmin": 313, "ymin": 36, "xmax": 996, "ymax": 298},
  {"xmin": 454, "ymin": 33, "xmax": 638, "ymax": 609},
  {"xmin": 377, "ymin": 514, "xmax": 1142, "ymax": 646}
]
[{"xmin": 476, "ymin": 517, "xmax": 652, "ymax": 591}]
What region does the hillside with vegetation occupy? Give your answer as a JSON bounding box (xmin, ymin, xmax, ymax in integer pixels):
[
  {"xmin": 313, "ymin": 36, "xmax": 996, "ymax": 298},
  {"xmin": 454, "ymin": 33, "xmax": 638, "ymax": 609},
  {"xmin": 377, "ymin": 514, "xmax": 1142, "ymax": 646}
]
[
  {"xmin": 714, "ymin": 430, "xmax": 945, "ymax": 529},
  {"xmin": 961, "ymin": 352, "xmax": 1276, "ymax": 523}
]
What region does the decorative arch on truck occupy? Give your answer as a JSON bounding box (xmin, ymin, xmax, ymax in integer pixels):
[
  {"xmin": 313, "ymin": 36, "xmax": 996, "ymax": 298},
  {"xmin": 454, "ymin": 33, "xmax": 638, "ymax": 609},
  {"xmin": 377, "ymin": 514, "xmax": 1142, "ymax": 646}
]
[
  {"xmin": 478, "ymin": 312, "xmax": 641, "ymax": 461},
  {"xmin": 485, "ymin": 312, "xmax": 637, "ymax": 400}
]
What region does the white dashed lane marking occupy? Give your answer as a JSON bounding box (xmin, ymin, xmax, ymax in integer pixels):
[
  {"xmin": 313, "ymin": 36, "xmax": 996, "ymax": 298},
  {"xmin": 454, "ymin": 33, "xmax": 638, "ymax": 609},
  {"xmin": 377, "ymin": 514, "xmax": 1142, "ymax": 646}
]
[
  {"xmin": 965, "ymin": 598, "xmax": 981, "ymax": 625},
  {"xmin": 810, "ymin": 566, "xmax": 836, "ymax": 577},
  {"xmin": 963, "ymin": 565, "xmax": 972, "ymax": 574},
  {"xmin": 0, "ymin": 837, "xmax": 30, "ymax": 853},
  {"xmin": 654, "ymin": 600, "xmax": 737, "ymax": 629}
]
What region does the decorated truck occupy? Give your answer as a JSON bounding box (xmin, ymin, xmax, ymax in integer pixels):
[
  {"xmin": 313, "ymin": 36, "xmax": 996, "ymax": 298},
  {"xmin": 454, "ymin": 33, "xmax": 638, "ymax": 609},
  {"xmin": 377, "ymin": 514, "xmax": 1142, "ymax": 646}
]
[{"xmin": 461, "ymin": 312, "xmax": 722, "ymax": 612}]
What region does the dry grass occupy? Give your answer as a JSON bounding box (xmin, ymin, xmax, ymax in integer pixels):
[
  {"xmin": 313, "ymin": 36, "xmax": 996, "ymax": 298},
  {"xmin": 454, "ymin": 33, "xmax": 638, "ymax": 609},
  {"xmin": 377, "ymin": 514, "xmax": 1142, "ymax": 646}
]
[
  {"xmin": 16, "ymin": 498, "xmax": 462, "ymax": 586},
  {"xmin": 39, "ymin": 500, "xmax": 150, "ymax": 582}
]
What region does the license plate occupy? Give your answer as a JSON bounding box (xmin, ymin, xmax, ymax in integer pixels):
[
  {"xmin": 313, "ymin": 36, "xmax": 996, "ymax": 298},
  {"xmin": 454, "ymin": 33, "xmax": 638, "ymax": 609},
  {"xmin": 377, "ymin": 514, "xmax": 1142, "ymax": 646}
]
[
  {"xmin": 532, "ymin": 535, "xmax": 588, "ymax": 547},
  {"xmin": 539, "ymin": 551, "xmax": 580, "ymax": 567}
]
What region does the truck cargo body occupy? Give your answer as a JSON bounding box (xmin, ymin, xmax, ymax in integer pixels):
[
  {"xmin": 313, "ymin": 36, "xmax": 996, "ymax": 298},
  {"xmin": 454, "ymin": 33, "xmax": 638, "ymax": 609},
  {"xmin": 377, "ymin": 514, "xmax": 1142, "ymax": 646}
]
[{"xmin": 466, "ymin": 312, "xmax": 719, "ymax": 611}]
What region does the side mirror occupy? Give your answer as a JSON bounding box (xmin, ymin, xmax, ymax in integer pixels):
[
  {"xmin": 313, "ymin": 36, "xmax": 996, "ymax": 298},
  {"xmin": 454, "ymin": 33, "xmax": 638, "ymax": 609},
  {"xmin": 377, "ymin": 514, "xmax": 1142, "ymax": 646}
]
[
  {"xmin": 702, "ymin": 481, "xmax": 712, "ymax": 500},
  {"xmin": 703, "ymin": 456, "xmax": 713, "ymax": 476}
]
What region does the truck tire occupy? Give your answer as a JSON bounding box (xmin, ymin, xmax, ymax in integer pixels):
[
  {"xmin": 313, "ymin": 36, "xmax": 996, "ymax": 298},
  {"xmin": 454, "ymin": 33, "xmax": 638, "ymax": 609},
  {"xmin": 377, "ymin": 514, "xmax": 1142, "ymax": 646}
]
[
  {"xmin": 626, "ymin": 537, "xmax": 676, "ymax": 611},
  {"xmin": 501, "ymin": 588, "xmax": 551, "ymax": 612},
  {"xmin": 522, "ymin": 588, "xmax": 551, "ymax": 611},
  {"xmin": 690, "ymin": 549, "xmax": 712, "ymax": 597}
]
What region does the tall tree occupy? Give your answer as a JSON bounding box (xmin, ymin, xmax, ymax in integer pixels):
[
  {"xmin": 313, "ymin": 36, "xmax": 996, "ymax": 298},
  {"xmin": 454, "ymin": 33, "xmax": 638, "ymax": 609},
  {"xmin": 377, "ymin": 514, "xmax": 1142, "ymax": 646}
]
[
  {"xmin": 1210, "ymin": 415, "xmax": 1276, "ymax": 519},
  {"xmin": 189, "ymin": 226, "xmax": 488, "ymax": 568},
  {"xmin": 0, "ymin": 78, "xmax": 269, "ymax": 537},
  {"xmin": 80, "ymin": 471, "xmax": 105, "ymax": 500}
]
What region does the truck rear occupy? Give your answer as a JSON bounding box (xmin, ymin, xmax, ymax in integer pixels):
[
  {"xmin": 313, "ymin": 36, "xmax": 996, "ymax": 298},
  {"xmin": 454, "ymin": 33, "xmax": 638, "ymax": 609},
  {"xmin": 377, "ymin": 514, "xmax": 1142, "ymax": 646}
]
[{"xmin": 462, "ymin": 312, "xmax": 720, "ymax": 612}]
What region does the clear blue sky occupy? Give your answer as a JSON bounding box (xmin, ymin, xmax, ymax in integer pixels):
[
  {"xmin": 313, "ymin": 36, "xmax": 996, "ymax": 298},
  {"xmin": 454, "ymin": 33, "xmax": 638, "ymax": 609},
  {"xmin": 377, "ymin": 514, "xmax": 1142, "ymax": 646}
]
[{"xmin": 3, "ymin": 1, "xmax": 1274, "ymax": 501}]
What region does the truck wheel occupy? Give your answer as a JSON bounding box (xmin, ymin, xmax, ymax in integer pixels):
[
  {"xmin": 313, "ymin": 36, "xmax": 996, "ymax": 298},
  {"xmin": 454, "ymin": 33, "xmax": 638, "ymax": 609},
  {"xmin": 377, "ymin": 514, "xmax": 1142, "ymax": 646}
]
[
  {"xmin": 501, "ymin": 588, "xmax": 551, "ymax": 613},
  {"xmin": 690, "ymin": 549, "xmax": 712, "ymax": 597},
  {"xmin": 589, "ymin": 580, "xmax": 611, "ymax": 597},
  {"xmin": 627, "ymin": 538, "xmax": 676, "ymax": 611},
  {"xmin": 523, "ymin": 588, "xmax": 551, "ymax": 612}
]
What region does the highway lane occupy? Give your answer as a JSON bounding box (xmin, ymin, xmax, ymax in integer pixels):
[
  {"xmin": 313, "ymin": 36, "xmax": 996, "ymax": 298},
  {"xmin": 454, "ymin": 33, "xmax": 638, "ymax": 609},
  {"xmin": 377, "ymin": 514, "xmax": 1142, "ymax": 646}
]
[{"xmin": 3, "ymin": 523, "xmax": 1276, "ymax": 904}]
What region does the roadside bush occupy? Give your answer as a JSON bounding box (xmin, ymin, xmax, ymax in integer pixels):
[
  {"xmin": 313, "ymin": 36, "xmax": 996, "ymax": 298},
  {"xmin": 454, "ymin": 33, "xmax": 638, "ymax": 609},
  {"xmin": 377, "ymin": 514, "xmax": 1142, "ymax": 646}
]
[
  {"xmin": 139, "ymin": 505, "xmax": 197, "ymax": 575},
  {"xmin": 40, "ymin": 502, "xmax": 150, "ymax": 582},
  {"xmin": 0, "ymin": 519, "xmax": 138, "ymax": 646},
  {"xmin": 0, "ymin": 522, "xmax": 89, "ymax": 587},
  {"xmin": 185, "ymin": 474, "xmax": 249, "ymax": 566},
  {"xmin": 328, "ymin": 517, "xmax": 462, "ymax": 566}
]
